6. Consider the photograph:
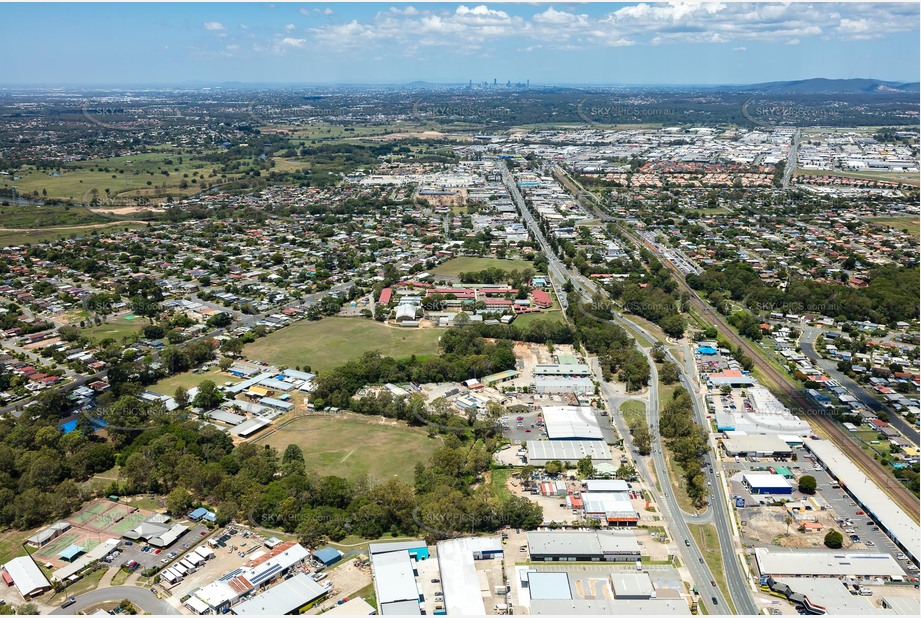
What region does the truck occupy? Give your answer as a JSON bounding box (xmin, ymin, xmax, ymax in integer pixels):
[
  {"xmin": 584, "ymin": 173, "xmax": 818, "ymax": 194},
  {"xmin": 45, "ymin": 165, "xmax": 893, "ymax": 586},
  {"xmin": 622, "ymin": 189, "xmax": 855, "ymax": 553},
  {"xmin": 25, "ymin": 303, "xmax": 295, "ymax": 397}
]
[{"xmin": 61, "ymin": 596, "xmax": 76, "ymax": 609}]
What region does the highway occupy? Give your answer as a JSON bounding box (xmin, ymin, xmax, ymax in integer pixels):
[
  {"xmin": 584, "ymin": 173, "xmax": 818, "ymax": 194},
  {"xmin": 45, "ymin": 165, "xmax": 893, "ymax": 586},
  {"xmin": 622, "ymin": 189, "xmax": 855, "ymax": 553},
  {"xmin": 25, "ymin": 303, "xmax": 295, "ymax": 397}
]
[
  {"xmin": 782, "ymin": 128, "xmax": 800, "ymax": 189},
  {"xmin": 502, "ymin": 160, "xmax": 758, "ymax": 615},
  {"xmin": 800, "ymin": 326, "xmax": 919, "ymax": 444}
]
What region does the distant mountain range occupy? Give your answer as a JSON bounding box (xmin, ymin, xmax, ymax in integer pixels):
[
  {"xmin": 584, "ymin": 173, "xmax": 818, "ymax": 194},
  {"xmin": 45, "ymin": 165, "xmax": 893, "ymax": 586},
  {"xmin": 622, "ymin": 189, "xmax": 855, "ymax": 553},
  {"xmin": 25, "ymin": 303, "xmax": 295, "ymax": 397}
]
[{"xmin": 737, "ymin": 78, "xmax": 920, "ymax": 94}]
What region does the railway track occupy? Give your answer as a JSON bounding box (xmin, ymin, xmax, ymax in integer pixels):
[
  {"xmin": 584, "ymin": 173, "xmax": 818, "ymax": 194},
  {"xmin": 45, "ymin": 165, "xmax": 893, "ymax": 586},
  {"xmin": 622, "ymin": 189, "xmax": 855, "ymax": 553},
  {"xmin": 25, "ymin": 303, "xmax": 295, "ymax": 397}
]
[
  {"xmin": 647, "ymin": 235, "xmax": 920, "ymax": 520},
  {"xmin": 553, "ymin": 164, "xmax": 919, "ymax": 519}
]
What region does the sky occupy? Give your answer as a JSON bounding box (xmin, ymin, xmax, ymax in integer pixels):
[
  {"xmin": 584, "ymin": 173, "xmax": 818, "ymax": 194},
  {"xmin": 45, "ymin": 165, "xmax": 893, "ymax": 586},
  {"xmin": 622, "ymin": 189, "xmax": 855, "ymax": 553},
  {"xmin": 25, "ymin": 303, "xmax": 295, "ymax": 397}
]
[{"xmin": 1, "ymin": 2, "xmax": 919, "ymax": 86}]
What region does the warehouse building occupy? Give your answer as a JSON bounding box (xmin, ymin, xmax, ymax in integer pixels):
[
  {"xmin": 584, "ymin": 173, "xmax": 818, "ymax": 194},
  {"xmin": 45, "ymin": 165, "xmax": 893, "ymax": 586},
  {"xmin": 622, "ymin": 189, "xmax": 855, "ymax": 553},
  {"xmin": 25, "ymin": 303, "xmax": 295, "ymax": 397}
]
[
  {"xmin": 2, "ymin": 556, "xmax": 51, "ymax": 598},
  {"xmin": 721, "ymin": 434, "xmax": 793, "ymax": 457},
  {"xmin": 527, "ymin": 530, "xmax": 641, "ymax": 562},
  {"xmin": 530, "ymin": 598, "xmax": 690, "ymax": 615},
  {"xmin": 582, "ymin": 492, "xmax": 639, "ymax": 526},
  {"xmin": 754, "ymin": 548, "xmax": 906, "ymax": 579},
  {"xmin": 231, "ymin": 417, "xmax": 272, "ymax": 438},
  {"xmin": 525, "ymin": 571, "xmax": 572, "ymax": 600},
  {"xmin": 437, "ymin": 536, "xmax": 502, "ymax": 616},
  {"xmin": 806, "ymin": 439, "xmax": 920, "ymax": 565},
  {"xmin": 232, "ymin": 573, "xmax": 329, "ymax": 616},
  {"xmin": 372, "ymin": 550, "xmax": 421, "ymax": 615},
  {"xmin": 534, "ymin": 375, "xmax": 595, "ymax": 394},
  {"xmin": 368, "ymin": 539, "xmax": 429, "ymax": 560},
  {"xmin": 542, "ymin": 406, "xmax": 604, "ymax": 440},
  {"xmin": 610, "ymin": 573, "xmax": 656, "ymax": 599},
  {"xmin": 741, "ymin": 472, "xmax": 793, "ymax": 495},
  {"xmin": 324, "ymin": 598, "xmax": 377, "ymax": 615},
  {"xmin": 525, "ymin": 440, "xmax": 611, "ymax": 465},
  {"xmin": 584, "ymin": 479, "xmax": 629, "ymax": 493},
  {"xmin": 534, "ymin": 364, "xmax": 591, "ymax": 377}
]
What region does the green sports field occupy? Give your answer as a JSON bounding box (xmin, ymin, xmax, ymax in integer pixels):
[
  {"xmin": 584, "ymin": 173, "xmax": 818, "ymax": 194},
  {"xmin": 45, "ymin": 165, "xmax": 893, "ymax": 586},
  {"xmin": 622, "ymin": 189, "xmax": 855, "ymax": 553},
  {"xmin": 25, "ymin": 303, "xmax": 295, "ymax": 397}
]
[
  {"xmin": 430, "ymin": 256, "xmax": 534, "ymax": 277},
  {"xmin": 254, "ymin": 413, "xmax": 440, "ymax": 482},
  {"xmin": 243, "ymin": 317, "xmax": 442, "ymax": 374},
  {"xmin": 81, "ymin": 317, "xmax": 146, "ymax": 342}
]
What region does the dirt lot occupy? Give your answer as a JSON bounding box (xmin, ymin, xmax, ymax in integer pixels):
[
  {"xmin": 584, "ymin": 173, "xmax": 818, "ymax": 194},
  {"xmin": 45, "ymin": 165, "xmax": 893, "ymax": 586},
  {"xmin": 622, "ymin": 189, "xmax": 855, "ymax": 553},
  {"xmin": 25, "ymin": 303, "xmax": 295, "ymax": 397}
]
[{"xmin": 306, "ymin": 559, "xmax": 372, "ymax": 614}]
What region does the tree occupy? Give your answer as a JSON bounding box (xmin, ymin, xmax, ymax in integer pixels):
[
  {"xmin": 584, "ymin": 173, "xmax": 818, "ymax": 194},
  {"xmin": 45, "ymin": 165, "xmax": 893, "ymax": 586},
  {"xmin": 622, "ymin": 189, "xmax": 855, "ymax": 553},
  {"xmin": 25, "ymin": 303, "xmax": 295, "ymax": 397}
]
[
  {"xmin": 824, "ymin": 529, "xmax": 843, "ymax": 549},
  {"xmin": 659, "ymin": 361, "xmax": 680, "ymax": 385},
  {"xmin": 15, "ymin": 604, "xmax": 38, "ymax": 615},
  {"xmin": 173, "ymin": 386, "xmax": 189, "ymax": 409},
  {"xmin": 798, "ymin": 475, "xmax": 817, "ymax": 495},
  {"xmin": 219, "ymin": 357, "xmax": 233, "ymax": 371},
  {"xmin": 544, "ymin": 460, "xmax": 563, "ymax": 476},
  {"xmin": 166, "ymin": 488, "xmax": 193, "ymax": 515},
  {"xmin": 577, "ymin": 456, "xmax": 595, "ymax": 478},
  {"xmin": 192, "ymin": 380, "xmax": 222, "ymax": 410}
]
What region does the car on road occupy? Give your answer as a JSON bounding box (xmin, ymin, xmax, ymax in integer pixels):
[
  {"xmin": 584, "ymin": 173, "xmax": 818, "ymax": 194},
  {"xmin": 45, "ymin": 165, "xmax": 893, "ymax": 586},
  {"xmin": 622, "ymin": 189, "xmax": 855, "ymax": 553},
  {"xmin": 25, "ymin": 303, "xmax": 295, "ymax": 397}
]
[
  {"xmin": 710, "ymin": 580, "xmax": 716, "ymax": 587},
  {"xmin": 866, "ymin": 541, "xmax": 875, "ymax": 547},
  {"xmin": 431, "ymin": 578, "xmax": 440, "ymax": 583},
  {"xmin": 685, "ymin": 539, "xmax": 691, "ymax": 546},
  {"xmin": 856, "ymin": 510, "xmax": 864, "ymax": 515},
  {"xmin": 711, "ymin": 597, "xmax": 718, "ymax": 605},
  {"xmin": 200, "ymin": 530, "xmax": 207, "ymax": 535},
  {"xmin": 698, "ymin": 558, "xmax": 704, "ymax": 564},
  {"xmin": 61, "ymin": 596, "xmax": 76, "ymax": 609}
]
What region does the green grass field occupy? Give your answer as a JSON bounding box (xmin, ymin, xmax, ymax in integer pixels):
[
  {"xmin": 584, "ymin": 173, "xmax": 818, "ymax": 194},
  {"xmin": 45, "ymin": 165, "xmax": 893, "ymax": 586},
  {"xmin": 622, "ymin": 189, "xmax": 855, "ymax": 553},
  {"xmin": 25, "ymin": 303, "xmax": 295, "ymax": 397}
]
[
  {"xmin": 0, "ymin": 222, "xmax": 147, "ymax": 247},
  {"xmin": 150, "ymin": 367, "xmax": 241, "ymax": 396},
  {"xmin": 512, "ymin": 311, "xmax": 566, "ymax": 328},
  {"xmin": 431, "ymin": 256, "xmax": 534, "ymax": 277},
  {"xmin": 253, "ymin": 413, "xmax": 440, "ymax": 482},
  {"xmin": 81, "ymin": 317, "xmax": 146, "ymax": 342},
  {"xmin": 244, "ymin": 318, "xmax": 443, "ymax": 374},
  {"xmin": 864, "ymin": 216, "xmax": 920, "ymax": 237},
  {"xmin": 2, "ymin": 152, "xmax": 232, "ymax": 202},
  {"xmin": 488, "ymin": 468, "xmax": 514, "ymax": 504},
  {"xmin": 620, "ymin": 400, "xmax": 646, "ymax": 427}
]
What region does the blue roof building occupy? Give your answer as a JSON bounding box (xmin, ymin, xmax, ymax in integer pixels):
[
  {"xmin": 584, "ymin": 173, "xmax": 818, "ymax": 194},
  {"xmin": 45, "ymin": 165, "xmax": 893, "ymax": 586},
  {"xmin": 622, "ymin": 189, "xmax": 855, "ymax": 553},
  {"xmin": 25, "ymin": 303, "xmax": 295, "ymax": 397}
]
[
  {"xmin": 313, "ymin": 546, "xmax": 343, "ymax": 566},
  {"xmin": 188, "ymin": 507, "xmax": 216, "ymax": 523},
  {"xmin": 58, "ymin": 544, "xmax": 85, "ymax": 562},
  {"xmin": 697, "ymin": 346, "xmax": 718, "ymax": 356}
]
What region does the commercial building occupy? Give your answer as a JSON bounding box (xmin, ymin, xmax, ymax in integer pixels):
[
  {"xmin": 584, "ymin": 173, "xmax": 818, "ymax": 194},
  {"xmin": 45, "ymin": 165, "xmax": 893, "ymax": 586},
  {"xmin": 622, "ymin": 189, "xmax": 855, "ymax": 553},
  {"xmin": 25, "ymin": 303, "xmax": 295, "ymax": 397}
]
[
  {"xmin": 754, "ymin": 548, "xmax": 906, "ymax": 578},
  {"xmin": 372, "ymin": 550, "xmax": 421, "ymax": 615},
  {"xmin": 534, "ymin": 364, "xmax": 591, "ymax": 377},
  {"xmin": 52, "ymin": 538, "xmax": 120, "ymax": 583},
  {"xmin": 232, "ymin": 573, "xmax": 329, "ymax": 615},
  {"xmin": 741, "ymin": 472, "xmax": 793, "ymax": 495},
  {"xmin": 610, "ymin": 573, "xmax": 656, "ymax": 599},
  {"xmin": 368, "ymin": 539, "xmax": 429, "ymax": 560},
  {"xmin": 526, "ymin": 571, "xmax": 572, "ymax": 600},
  {"xmin": 534, "ymin": 376, "xmax": 595, "ymax": 394},
  {"xmin": 542, "ymin": 406, "xmax": 604, "ymax": 440},
  {"xmin": 436, "ymin": 536, "xmax": 503, "ymax": 616},
  {"xmin": 581, "ymin": 492, "xmax": 639, "ymax": 526},
  {"xmin": 525, "ymin": 440, "xmax": 611, "ymax": 465},
  {"xmin": 530, "ymin": 598, "xmax": 690, "ymax": 615},
  {"xmin": 527, "ymin": 530, "xmax": 641, "ymax": 562},
  {"xmin": 187, "ymin": 543, "xmax": 310, "ymax": 613},
  {"xmin": 584, "ymin": 479, "xmax": 629, "ymax": 493},
  {"xmin": 806, "ymin": 439, "xmax": 921, "ymax": 565},
  {"xmin": 2, "ymin": 556, "xmax": 51, "ymax": 598},
  {"xmin": 721, "ymin": 434, "xmax": 793, "ymax": 457}
]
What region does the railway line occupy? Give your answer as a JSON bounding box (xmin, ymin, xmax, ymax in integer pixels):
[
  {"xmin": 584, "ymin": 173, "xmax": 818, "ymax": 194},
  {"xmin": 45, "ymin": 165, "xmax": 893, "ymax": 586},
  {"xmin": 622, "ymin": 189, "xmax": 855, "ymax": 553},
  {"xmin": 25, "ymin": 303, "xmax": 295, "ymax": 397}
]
[
  {"xmin": 621, "ymin": 225, "xmax": 921, "ymax": 520},
  {"xmin": 552, "ymin": 163, "xmax": 919, "ymax": 519}
]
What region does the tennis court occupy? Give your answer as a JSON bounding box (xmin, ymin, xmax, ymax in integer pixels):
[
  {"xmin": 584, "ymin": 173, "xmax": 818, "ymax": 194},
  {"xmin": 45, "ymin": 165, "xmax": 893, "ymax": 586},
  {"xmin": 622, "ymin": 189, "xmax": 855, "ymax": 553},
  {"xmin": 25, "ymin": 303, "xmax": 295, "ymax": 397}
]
[{"xmin": 69, "ymin": 500, "xmax": 111, "ymax": 525}]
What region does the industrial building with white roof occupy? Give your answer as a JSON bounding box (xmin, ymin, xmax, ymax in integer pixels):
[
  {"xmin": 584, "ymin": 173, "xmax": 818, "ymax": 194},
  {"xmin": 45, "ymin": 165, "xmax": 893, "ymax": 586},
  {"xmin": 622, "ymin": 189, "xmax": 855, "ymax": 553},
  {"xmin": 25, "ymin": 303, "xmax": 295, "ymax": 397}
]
[{"xmin": 806, "ymin": 439, "xmax": 920, "ymax": 565}]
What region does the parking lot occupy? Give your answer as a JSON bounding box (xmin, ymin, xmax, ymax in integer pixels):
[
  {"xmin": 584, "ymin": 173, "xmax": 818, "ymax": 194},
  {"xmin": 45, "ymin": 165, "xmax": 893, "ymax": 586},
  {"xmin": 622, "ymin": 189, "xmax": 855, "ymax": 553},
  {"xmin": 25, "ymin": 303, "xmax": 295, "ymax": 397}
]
[
  {"xmin": 501, "ymin": 408, "xmax": 617, "ymax": 445},
  {"xmin": 111, "ymin": 523, "xmax": 211, "ymax": 572},
  {"xmin": 726, "ymin": 451, "xmax": 916, "ymax": 571}
]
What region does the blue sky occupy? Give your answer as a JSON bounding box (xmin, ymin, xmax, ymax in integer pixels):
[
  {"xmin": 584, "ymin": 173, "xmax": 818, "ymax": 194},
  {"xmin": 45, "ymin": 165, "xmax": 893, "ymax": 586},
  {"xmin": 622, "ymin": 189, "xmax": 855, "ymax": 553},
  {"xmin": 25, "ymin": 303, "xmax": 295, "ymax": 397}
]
[{"xmin": 1, "ymin": 2, "xmax": 918, "ymax": 85}]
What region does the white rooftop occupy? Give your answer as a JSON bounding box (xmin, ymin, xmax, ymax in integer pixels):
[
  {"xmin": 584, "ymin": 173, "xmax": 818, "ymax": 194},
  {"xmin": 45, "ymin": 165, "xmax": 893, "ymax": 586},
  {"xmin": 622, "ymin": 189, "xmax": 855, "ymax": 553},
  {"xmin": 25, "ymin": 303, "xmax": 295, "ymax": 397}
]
[
  {"xmin": 807, "ymin": 439, "xmax": 920, "ymax": 564},
  {"xmin": 755, "ymin": 548, "xmax": 906, "ymax": 578}
]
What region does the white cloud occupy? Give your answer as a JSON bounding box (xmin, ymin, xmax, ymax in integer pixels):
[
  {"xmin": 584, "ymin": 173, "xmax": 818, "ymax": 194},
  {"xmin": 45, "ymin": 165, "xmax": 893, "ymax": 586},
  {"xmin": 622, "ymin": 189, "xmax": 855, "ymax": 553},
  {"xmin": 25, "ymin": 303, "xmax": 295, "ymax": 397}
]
[
  {"xmin": 280, "ymin": 37, "xmax": 306, "ymax": 48},
  {"xmin": 733, "ymin": 46, "xmax": 747, "ymax": 52},
  {"xmin": 284, "ymin": 23, "xmax": 296, "ymax": 32},
  {"xmin": 203, "ymin": 21, "xmax": 225, "ymax": 31},
  {"xmin": 299, "ymin": 8, "xmax": 309, "ymax": 17},
  {"xmin": 324, "ymin": 8, "xmax": 334, "ymax": 16},
  {"xmin": 288, "ymin": 2, "xmax": 918, "ymax": 54}
]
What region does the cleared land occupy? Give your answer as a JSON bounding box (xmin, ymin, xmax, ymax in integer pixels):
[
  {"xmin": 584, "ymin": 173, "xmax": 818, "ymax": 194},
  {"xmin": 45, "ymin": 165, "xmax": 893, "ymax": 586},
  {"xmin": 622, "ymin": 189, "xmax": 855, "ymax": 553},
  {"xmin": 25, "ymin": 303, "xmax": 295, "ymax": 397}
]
[
  {"xmin": 253, "ymin": 413, "xmax": 440, "ymax": 482},
  {"xmin": 794, "ymin": 167, "xmax": 921, "ymax": 187},
  {"xmin": 864, "ymin": 216, "xmax": 920, "ymax": 237},
  {"xmin": 244, "ymin": 317, "xmax": 442, "ymax": 374},
  {"xmin": 151, "ymin": 367, "xmax": 241, "ymax": 396},
  {"xmin": 431, "ymin": 256, "xmax": 534, "ymax": 277},
  {"xmin": 620, "ymin": 400, "xmax": 646, "ymax": 427},
  {"xmin": 81, "ymin": 316, "xmax": 146, "ymax": 342}
]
